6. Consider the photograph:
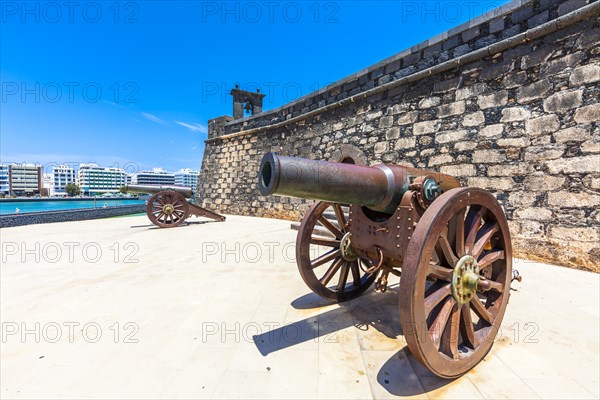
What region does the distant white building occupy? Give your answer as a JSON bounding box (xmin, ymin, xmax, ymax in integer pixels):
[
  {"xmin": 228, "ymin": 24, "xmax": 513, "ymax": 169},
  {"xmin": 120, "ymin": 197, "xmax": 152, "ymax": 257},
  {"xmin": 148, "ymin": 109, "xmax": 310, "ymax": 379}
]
[
  {"xmin": 175, "ymin": 169, "xmax": 199, "ymax": 189},
  {"xmin": 133, "ymin": 168, "xmax": 175, "ymax": 186},
  {"xmin": 8, "ymin": 163, "xmax": 42, "ymax": 196},
  {"xmin": 78, "ymin": 163, "xmax": 127, "ymax": 196},
  {"xmin": 0, "ymin": 164, "xmax": 9, "ymax": 195},
  {"xmin": 52, "ymin": 164, "xmax": 76, "ymax": 195},
  {"xmin": 43, "ymin": 173, "xmax": 55, "ymax": 197}
]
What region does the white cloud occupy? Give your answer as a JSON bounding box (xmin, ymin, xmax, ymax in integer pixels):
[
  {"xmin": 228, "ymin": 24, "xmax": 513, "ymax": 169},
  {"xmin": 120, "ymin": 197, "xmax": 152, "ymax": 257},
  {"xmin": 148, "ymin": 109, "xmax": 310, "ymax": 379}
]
[
  {"xmin": 175, "ymin": 121, "xmax": 208, "ymax": 134},
  {"xmin": 141, "ymin": 112, "xmax": 166, "ymax": 124}
]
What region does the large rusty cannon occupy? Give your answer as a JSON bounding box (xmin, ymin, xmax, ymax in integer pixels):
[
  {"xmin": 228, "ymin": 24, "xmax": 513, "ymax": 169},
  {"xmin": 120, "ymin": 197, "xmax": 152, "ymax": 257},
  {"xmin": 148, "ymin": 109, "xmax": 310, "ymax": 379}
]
[
  {"xmin": 125, "ymin": 184, "xmax": 225, "ymax": 228},
  {"xmin": 258, "ymin": 152, "xmax": 517, "ymax": 379}
]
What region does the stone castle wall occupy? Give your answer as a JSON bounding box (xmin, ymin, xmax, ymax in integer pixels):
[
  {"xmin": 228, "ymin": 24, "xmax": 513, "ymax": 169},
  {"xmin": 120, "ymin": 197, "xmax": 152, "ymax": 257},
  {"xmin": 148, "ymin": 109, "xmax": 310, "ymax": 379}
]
[{"xmin": 199, "ymin": 0, "xmax": 600, "ymax": 272}]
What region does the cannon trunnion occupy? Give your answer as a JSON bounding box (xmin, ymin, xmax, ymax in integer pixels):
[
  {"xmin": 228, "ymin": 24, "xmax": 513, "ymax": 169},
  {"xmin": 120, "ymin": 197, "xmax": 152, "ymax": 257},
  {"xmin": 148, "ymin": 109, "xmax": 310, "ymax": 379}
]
[
  {"xmin": 125, "ymin": 184, "xmax": 225, "ymax": 228},
  {"xmin": 258, "ymin": 152, "xmax": 515, "ymax": 379}
]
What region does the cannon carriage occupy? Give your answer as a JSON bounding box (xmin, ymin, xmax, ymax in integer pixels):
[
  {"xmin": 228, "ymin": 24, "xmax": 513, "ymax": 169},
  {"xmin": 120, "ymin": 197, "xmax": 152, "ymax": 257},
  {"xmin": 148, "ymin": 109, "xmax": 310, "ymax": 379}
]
[
  {"xmin": 258, "ymin": 152, "xmax": 519, "ymax": 379},
  {"xmin": 125, "ymin": 184, "xmax": 225, "ymax": 228}
]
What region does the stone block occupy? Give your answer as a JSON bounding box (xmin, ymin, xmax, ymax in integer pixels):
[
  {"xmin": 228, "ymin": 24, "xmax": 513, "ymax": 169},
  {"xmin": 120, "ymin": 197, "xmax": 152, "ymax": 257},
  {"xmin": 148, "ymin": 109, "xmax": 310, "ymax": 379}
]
[
  {"xmin": 418, "ymin": 97, "xmax": 441, "ymax": 109},
  {"xmin": 467, "ymin": 177, "xmax": 514, "ymax": 190},
  {"xmin": 500, "ymin": 107, "xmax": 531, "ymax": 122},
  {"xmin": 523, "ymin": 173, "xmax": 566, "ymax": 191},
  {"xmin": 525, "ymin": 115, "xmax": 560, "ymax": 136},
  {"xmin": 462, "ymin": 112, "xmax": 485, "ymax": 127},
  {"xmin": 544, "ymin": 52, "xmax": 586, "ymax": 75},
  {"xmin": 546, "ymin": 155, "xmax": 600, "ymax": 174},
  {"xmin": 413, "ymin": 120, "xmax": 441, "ymax": 135},
  {"xmin": 543, "ymin": 90, "xmax": 583, "ymax": 113},
  {"xmin": 569, "ymin": 64, "xmax": 600, "ymax": 86},
  {"xmin": 374, "ymin": 142, "xmax": 388, "ymax": 154},
  {"xmin": 548, "ymin": 191, "xmax": 600, "ymax": 208},
  {"xmin": 379, "ymin": 116, "xmax": 393, "ymax": 128},
  {"xmin": 553, "ymin": 127, "xmax": 591, "ymax": 143},
  {"xmin": 489, "ymin": 16, "xmax": 504, "ymax": 33},
  {"xmin": 497, "ymin": 137, "xmax": 530, "ymax": 147},
  {"xmin": 502, "ymin": 71, "xmax": 528, "ymax": 89},
  {"xmin": 440, "ymin": 164, "xmax": 477, "ymax": 177},
  {"xmin": 509, "ymin": 191, "xmax": 537, "ymax": 207},
  {"xmin": 428, "ymin": 154, "xmax": 454, "ymax": 166},
  {"xmin": 478, "ymin": 91, "xmax": 508, "ymax": 109},
  {"xmin": 574, "ymin": 103, "xmax": 600, "ymax": 124},
  {"xmin": 456, "ymin": 83, "xmax": 487, "ymax": 101},
  {"xmin": 436, "ymin": 129, "xmax": 468, "ymax": 144},
  {"xmin": 472, "ymin": 150, "xmax": 506, "ymax": 163},
  {"xmin": 549, "ymin": 226, "xmax": 599, "ymax": 243},
  {"xmin": 514, "ymin": 207, "xmax": 553, "ymax": 221},
  {"xmin": 581, "ymin": 140, "xmax": 600, "ymax": 154},
  {"xmin": 397, "ymin": 111, "xmax": 419, "ymax": 125},
  {"xmin": 524, "ymin": 145, "xmax": 565, "ymax": 162},
  {"xmin": 462, "ymin": 27, "xmax": 480, "ymax": 42},
  {"xmin": 394, "ymin": 137, "xmax": 416, "ymax": 149},
  {"xmin": 478, "ymin": 124, "xmax": 504, "ymax": 138},
  {"xmin": 385, "ymin": 127, "xmax": 400, "ymax": 140},
  {"xmin": 437, "ymin": 101, "xmax": 465, "ymax": 118},
  {"xmin": 487, "ymin": 164, "xmax": 530, "ymax": 177},
  {"xmin": 455, "ymin": 141, "xmax": 477, "ymax": 151},
  {"xmin": 517, "ymin": 80, "xmax": 551, "ymax": 103}
]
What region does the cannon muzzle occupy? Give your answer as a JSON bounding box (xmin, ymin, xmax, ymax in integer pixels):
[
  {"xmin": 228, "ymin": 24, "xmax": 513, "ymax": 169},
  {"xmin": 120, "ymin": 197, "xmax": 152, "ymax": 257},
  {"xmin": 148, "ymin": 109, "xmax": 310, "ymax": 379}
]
[
  {"xmin": 258, "ymin": 153, "xmax": 460, "ymax": 214},
  {"xmin": 124, "ymin": 184, "xmax": 193, "ymax": 198}
]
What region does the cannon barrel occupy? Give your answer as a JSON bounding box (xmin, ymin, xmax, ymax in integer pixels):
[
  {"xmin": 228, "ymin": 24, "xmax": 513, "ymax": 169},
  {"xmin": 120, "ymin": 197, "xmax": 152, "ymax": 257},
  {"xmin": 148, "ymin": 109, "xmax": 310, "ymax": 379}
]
[
  {"xmin": 124, "ymin": 184, "xmax": 193, "ymax": 198},
  {"xmin": 258, "ymin": 153, "xmax": 460, "ymax": 214}
]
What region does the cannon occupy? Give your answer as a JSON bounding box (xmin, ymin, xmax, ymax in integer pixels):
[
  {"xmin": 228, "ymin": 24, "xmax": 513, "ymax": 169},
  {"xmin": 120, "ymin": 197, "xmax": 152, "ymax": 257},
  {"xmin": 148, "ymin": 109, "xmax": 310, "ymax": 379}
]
[
  {"xmin": 125, "ymin": 184, "xmax": 225, "ymax": 228},
  {"xmin": 258, "ymin": 152, "xmax": 517, "ymax": 379}
]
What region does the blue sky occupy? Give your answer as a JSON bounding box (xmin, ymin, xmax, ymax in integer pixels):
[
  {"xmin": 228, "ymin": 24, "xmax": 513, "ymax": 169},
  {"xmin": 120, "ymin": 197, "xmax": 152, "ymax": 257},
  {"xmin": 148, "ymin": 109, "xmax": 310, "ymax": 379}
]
[{"xmin": 1, "ymin": 0, "xmax": 510, "ymax": 174}]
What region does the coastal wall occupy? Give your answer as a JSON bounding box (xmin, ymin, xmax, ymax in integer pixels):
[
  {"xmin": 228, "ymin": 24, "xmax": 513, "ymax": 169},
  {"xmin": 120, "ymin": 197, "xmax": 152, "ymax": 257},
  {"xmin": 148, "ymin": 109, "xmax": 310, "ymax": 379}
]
[
  {"xmin": 0, "ymin": 205, "xmax": 145, "ymax": 228},
  {"xmin": 199, "ymin": 0, "xmax": 600, "ymax": 271}
]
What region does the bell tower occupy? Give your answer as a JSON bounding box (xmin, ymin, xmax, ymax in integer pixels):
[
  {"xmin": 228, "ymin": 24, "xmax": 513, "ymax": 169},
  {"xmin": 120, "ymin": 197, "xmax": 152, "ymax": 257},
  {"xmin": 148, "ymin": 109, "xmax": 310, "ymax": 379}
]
[{"xmin": 230, "ymin": 84, "xmax": 266, "ymax": 119}]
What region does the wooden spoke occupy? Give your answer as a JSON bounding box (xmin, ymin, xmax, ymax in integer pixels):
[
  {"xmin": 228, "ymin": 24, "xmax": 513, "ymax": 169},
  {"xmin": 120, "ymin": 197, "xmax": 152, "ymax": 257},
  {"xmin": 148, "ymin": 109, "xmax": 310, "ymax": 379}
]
[
  {"xmin": 309, "ymin": 237, "xmax": 341, "ymax": 248},
  {"xmin": 479, "ymin": 279, "xmax": 504, "ymax": 293},
  {"xmin": 437, "ymin": 231, "xmax": 458, "ymax": 267},
  {"xmin": 429, "ymin": 298, "xmax": 455, "ymax": 349},
  {"xmin": 319, "ymin": 258, "xmax": 343, "ymax": 286},
  {"xmin": 478, "ymin": 250, "xmax": 505, "ymax": 270},
  {"xmin": 297, "ymin": 202, "xmax": 377, "ymax": 302},
  {"xmin": 337, "ymin": 262, "xmax": 350, "ymax": 293},
  {"xmin": 460, "ymin": 304, "xmax": 477, "ymax": 349},
  {"xmin": 440, "ymin": 304, "xmax": 461, "ymax": 360},
  {"xmin": 453, "ymin": 208, "xmax": 466, "ymax": 258},
  {"xmin": 425, "ymin": 283, "xmax": 452, "ymax": 317},
  {"xmin": 464, "ymin": 207, "xmax": 482, "ymax": 255},
  {"xmin": 428, "ymin": 262, "xmax": 453, "ymax": 282},
  {"xmin": 333, "ymin": 204, "xmax": 347, "ymax": 232},
  {"xmin": 318, "ymin": 215, "xmax": 344, "ymax": 239},
  {"xmin": 311, "ymin": 249, "xmax": 341, "ymax": 269},
  {"xmin": 470, "ymin": 296, "xmax": 493, "ymax": 325},
  {"xmin": 350, "ymin": 261, "xmax": 361, "ymax": 286},
  {"xmin": 472, "ymin": 222, "xmax": 499, "ymax": 259}
]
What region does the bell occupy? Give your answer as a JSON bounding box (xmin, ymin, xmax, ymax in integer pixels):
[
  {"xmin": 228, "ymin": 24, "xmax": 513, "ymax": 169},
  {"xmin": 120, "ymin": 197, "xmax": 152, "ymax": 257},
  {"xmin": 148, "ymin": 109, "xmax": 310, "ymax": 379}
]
[{"xmin": 243, "ymin": 101, "xmax": 254, "ymax": 114}]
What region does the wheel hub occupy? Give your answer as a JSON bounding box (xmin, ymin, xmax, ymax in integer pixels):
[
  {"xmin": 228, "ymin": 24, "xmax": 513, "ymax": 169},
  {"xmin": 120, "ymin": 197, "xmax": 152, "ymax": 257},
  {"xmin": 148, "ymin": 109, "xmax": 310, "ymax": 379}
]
[
  {"xmin": 162, "ymin": 204, "xmax": 175, "ymax": 215},
  {"xmin": 340, "ymin": 232, "xmax": 358, "ymax": 261},
  {"xmin": 452, "ymin": 255, "xmax": 480, "ymax": 304}
]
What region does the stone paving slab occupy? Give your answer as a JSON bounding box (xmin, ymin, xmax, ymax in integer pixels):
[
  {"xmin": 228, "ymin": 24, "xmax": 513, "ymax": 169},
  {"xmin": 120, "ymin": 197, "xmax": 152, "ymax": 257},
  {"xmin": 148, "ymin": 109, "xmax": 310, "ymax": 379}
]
[{"xmin": 1, "ymin": 215, "xmax": 598, "ymax": 399}]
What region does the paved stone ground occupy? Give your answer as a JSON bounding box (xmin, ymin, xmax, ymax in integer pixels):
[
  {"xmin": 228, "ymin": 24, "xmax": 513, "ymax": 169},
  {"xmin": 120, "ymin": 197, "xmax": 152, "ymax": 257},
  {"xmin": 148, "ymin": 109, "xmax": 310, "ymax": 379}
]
[{"xmin": 1, "ymin": 215, "xmax": 598, "ymax": 399}]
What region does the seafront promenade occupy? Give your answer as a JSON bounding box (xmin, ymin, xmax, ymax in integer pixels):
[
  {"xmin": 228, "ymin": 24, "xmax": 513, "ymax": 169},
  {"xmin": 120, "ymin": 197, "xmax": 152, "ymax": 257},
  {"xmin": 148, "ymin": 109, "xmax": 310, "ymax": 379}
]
[{"xmin": 1, "ymin": 214, "xmax": 598, "ymax": 399}]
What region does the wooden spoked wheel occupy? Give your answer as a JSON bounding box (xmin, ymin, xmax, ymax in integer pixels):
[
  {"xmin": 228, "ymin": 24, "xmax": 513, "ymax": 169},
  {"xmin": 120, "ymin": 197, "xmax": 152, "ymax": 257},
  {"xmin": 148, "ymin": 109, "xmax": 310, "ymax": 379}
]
[
  {"xmin": 296, "ymin": 201, "xmax": 378, "ymax": 302},
  {"xmin": 399, "ymin": 187, "xmax": 512, "ymax": 378},
  {"xmin": 146, "ymin": 191, "xmax": 190, "ymax": 228}
]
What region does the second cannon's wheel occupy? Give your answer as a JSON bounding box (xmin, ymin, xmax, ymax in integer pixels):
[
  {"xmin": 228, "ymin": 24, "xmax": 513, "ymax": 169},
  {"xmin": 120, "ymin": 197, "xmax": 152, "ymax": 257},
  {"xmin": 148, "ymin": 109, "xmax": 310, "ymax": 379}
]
[
  {"xmin": 296, "ymin": 201, "xmax": 378, "ymax": 302},
  {"xmin": 399, "ymin": 187, "xmax": 512, "ymax": 379},
  {"xmin": 147, "ymin": 191, "xmax": 190, "ymax": 228}
]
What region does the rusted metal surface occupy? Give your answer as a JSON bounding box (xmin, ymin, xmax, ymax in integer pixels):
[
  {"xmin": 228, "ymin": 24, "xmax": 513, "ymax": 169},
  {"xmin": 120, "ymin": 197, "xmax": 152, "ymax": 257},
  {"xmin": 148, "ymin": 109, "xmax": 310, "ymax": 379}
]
[
  {"xmin": 126, "ymin": 185, "xmax": 226, "ymax": 228},
  {"xmin": 258, "ymin": 152, "xmax": 515, "ymax": 379}
]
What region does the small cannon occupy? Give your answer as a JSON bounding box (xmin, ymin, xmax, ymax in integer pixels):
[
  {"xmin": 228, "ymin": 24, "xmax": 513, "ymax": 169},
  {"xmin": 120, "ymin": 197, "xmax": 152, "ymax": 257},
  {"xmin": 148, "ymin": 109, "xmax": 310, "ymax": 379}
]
[
  {"xmin": 258, "ymin": 153, "xmax": 514, "ymax": 379},
  {"xmin": 125, "ymin": 184, "xmax": 225, "ymax": 228}
]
